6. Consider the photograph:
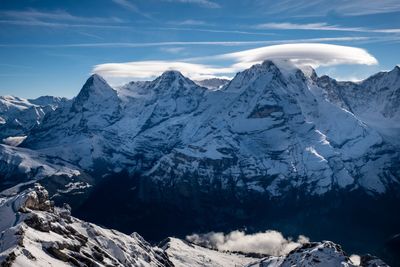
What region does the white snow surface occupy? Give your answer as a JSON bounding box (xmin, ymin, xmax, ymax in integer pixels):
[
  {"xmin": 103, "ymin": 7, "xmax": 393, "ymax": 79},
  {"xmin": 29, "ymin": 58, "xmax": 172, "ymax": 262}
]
[
  {"xmin": 0, "ymin": 185, "xmax": 171, "ymax": 267},
  {"xmin": 162, "ymin": 237, "xmax": 257, "ymax": 267}
]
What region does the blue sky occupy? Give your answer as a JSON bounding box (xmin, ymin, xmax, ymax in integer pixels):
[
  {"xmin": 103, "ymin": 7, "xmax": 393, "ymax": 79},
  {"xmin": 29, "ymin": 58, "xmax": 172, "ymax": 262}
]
[{"xmin": 0, "ymin": 0, "xmax": 400, "ymax": 98}]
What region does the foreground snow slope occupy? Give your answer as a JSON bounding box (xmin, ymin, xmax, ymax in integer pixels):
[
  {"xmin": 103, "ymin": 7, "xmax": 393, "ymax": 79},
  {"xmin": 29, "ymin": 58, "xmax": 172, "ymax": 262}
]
[
  {"xmin": 0, "ymin": 184, "xmax": 389, "ymax": 267},
  {"xmin": 0, "ymin": 184, "xmax": 173, "ymax": 267},
  {"xmin": 161, "ymin": 237, "xmax": 257, "ymax": 267}
]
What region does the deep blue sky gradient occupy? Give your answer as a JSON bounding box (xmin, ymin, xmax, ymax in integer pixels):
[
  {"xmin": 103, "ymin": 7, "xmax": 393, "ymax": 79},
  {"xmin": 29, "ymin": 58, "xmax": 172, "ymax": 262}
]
[{"xmin": 0, "ymin": 0, "xmax": 399, "ymax": 98}]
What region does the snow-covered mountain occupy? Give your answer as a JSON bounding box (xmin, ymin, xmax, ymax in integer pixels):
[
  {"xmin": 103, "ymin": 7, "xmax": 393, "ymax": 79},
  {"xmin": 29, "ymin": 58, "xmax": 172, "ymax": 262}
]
[
  {"xmin": 16, "ymin": 60, "xmax": 399, "ymax": 196},
  {"xmin": 0, "ymin": 60, "xmax": 399, "ymax": 265},
  {"xmin": 0, "ymin": 184, "xmax": 389, "ymax": 267},
  {"xmin": 0, "ymin": 95, "xmax": 67, "ymax": 144}
]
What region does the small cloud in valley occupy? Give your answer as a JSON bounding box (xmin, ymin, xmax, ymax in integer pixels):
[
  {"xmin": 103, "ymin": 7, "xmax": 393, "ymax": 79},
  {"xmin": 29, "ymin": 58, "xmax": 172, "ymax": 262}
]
[{"xmin": 186, "ymin": 230, "xmax": 310, "ymax": 256}]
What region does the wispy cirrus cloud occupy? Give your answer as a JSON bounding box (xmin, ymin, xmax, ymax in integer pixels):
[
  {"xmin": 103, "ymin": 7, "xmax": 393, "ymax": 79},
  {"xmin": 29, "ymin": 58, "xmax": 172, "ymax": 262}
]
[
  {"xmin": 0, "ymin": 20, "xmax": 128, "ymax": 29},
  {"xmin": 159, "ymin": 47, "xmax": 187, "ymax": 54},
  {"xmin": 260, "ymin": 0, "xmax": 400, "ymax": 16},
  {"xmin": 0, "ymin": 37, "xmax": 370, "ymax": 48},
  {"xmin": 256, "ymin": 22, "xmax": 400, "ymax": 33},
  {"xmin": 162, "ymin": 0, "xmax": 221, "ymax": 9},
  {"xmin": 92, "ymin": 43, "xmax": 378, "ymax": 81},
  {"xmin": 0, "ymin": 9, "xmax": 125, "ymax": 28},
  {"xmin": 169, "ymin": 19, "xmax": 209, "ymax": 26},
  {"xmin": 153, "ymin": 26, "xmax": 275, "ymax": 36},
  {"xmin": 112, "ymin": 0, "xmax": 153, "ymax": 19},
  {"xmin": 0, "ymin": 9, "xmax": 122, "ymax": 23},
  {"xmin": 256, "ymin": 22, "xmax": 363, "ymax": 32}
]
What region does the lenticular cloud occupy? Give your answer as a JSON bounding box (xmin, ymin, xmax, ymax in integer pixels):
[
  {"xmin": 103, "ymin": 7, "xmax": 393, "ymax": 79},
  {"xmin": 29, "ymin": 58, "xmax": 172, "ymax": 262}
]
[
  {"xmin": 93, "ymin": 43, "xmax": 378, "ymax": 81},
  {"xmin": 221, "ymin": 43, "xmax": 378, "ymax": 69}
]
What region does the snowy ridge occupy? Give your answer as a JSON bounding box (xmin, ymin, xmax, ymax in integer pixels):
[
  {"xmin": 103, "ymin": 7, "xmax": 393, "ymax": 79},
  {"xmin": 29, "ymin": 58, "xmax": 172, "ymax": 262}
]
[
  {"xmin": 0, "ymin": 184, "xmax": 173, "ymax": 267},
  {"xmin": 246, "ymin": 241, "xmax": 388, "ymax": 267}
]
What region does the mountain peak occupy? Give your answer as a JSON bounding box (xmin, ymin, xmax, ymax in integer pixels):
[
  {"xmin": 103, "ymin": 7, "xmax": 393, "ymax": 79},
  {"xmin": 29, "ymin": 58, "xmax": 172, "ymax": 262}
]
[
  {"xmin": 261, "ymin": 59, "xmax": 279, "ymax": 68},
  {"xmin": 158, "ymin": 70, "xmax": 186, "ymax": 83},
  {"xmin": 79, "ymin": 74, "xmax": 114, "ymax": 95},
  {"xmin": 88, "ymin": 73, "xmax": 108, "ymax": 85},
  {"xmin": 72, "ymin": 73, "xmax": 118, "ymax": 111},
  {"xmin": 263, "ymin": 59, "xmax": 317, "ymax": 79},
  {"xmin": 152, "ymin": 70, "xmax": 200, "ymax": 94}
]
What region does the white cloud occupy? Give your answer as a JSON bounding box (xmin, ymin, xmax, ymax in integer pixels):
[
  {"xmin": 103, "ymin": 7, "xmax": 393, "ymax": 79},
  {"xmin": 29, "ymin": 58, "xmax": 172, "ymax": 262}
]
[
  {"xmin": 92, "ymin": 43, "xmax": 378, "ymax": 81},
  {"xmin": 93, "ymin": 60, "xmax": 233, "ymax": 80},
  {"xmin": 186, "ymin": 230, "xmax": 310, "ymax": 256},
  {"xmin": 162, "ymin": 0, "xmax": 220, "ymax": 8},
  {"xmin": 350, "ymin": 254, "xmax": 361, "ymax": 266},
  {"xmin": 219, "ymin": 43, "xmax": 378, "ymax": 69}
]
